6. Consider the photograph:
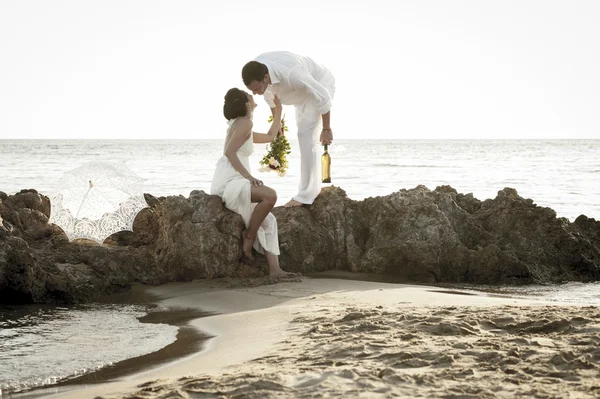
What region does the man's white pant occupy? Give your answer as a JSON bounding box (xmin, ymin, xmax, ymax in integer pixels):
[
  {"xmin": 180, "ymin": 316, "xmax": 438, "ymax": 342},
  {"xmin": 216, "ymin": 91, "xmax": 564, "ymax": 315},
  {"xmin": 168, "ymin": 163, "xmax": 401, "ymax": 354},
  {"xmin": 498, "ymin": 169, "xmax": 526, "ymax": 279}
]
[
  {"xmin": 291, "ymin": 74, "xmax": 335, "ymax": 205},
  {"xmin": 292, "ymin": 100, "xmax": 322, "ymax": 205}
]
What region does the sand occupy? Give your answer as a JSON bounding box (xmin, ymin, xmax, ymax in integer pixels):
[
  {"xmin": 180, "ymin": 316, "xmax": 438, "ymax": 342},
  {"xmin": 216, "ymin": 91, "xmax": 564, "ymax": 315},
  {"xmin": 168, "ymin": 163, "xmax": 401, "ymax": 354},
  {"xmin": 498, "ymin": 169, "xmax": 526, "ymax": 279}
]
[{"xmin": 46, "ymin": 276, "xmax": 600, "ymax": 399}]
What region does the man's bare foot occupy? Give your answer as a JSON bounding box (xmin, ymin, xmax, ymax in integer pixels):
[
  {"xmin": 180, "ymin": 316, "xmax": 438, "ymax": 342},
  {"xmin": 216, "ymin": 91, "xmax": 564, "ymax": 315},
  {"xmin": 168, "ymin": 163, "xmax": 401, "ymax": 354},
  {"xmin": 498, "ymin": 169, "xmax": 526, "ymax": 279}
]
[
  {"xmin": 241, "ymin": 230, "xmax": 254, "ymax": 259},
  {"xmin": 284, "ymin": 199, "xmax": 304, "ymax": 208}
]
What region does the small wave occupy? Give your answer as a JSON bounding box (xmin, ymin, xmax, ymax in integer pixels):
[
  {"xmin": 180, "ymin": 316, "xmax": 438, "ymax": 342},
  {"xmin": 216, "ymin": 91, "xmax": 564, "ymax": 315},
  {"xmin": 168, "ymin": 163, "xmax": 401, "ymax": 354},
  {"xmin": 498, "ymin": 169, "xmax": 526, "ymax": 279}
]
[
  {"xmin": 449, "ymin": 282, "xmax": 600, "ymax": 306},
  {"xmin": 0, "ymin": 304, "xmax": 178, "ymax": 394},
  {"xmin": 372, "ymin": 163, "xmax": 445, "ymax": 168}
]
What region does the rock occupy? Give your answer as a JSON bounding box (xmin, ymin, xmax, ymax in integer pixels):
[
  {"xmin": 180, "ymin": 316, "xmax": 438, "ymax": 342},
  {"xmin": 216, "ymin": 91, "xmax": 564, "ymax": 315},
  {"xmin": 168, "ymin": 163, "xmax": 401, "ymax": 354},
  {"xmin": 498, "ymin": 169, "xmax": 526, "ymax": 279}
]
[
  {"xmin": 104, "ymin": 194, "xmax": 162, "ymax": 248},
  {"xmin": 474, "ymin": 188, "xmax": 600, "ymax": 282},
  {"xmin": 0, "ymin": 235, "xmax": 37, "ymax": 304},
  {"xmin": 0, "ymin": 185, "xmax": 599, "ymax": 304},
  {"xmin": 153, "ymin": 190, "xmax": 245, "ymax": 280},
  {"xmin": 11, "ymin": 189, "xmax": 51, "ymax": 217},
  {"xmin": 0, "ymin": 190, "xmax": 52, "ymax": 240}
]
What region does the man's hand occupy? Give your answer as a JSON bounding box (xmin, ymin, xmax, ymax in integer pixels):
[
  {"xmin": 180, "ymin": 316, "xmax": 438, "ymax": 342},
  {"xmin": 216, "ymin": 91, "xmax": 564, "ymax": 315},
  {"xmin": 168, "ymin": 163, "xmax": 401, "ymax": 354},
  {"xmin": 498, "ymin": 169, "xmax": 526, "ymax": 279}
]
[{"xmin": 320, "ymin": 128, "xmax": 333, "ymax": 145}]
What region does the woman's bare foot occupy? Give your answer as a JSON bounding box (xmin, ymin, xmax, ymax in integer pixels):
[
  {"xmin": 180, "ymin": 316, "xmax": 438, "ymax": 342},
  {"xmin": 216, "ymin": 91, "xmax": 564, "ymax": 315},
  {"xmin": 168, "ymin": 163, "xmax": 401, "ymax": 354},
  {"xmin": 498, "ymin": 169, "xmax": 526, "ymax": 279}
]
[
  {"xmin": 284, "ymin": 199, "xmax": 304, "ymax": 208},
  {"xmin": 269, "ymin": 268, "xmax": 296, "ymax": 277},
  {"xmin": 241, "ymin": 230, "xmax": 254, "ymax": 259},
  {"xmin": 264, "ymin": 252, "xmax": 297, "ymax": 277}
]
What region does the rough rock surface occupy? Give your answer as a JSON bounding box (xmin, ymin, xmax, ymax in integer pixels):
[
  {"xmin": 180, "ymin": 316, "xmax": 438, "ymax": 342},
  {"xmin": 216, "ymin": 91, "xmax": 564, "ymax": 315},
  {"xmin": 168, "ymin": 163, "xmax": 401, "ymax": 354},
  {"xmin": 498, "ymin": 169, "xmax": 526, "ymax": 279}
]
[{"xmin": 1, "ymin": 185, "xmax": 598, "ymax": 304}]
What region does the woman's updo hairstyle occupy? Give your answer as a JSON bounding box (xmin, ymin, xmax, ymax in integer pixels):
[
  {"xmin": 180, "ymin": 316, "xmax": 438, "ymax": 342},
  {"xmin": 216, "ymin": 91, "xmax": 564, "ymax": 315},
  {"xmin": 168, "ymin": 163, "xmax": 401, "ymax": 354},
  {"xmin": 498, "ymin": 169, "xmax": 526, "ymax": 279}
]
[{"xmin": 223, "ymin": 88, "xmax": 249, "ymax": 120}]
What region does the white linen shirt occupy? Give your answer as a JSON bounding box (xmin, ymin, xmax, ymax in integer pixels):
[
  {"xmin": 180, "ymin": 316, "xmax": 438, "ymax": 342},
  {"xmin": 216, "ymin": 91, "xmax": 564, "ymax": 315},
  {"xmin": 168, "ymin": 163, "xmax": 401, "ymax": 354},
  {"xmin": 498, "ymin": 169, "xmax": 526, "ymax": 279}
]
[{"xmin": 254, "ymin": 51, "xmax": 335, "ymax": 115}]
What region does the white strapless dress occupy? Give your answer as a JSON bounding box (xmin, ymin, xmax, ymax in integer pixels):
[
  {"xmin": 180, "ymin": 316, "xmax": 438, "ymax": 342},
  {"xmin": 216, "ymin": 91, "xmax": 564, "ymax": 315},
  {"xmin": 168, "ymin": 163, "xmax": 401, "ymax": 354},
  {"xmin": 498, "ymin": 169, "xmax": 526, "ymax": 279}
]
[{"xmin": 210, "ymin": 118, "xmax": 279, "ymax": 255}]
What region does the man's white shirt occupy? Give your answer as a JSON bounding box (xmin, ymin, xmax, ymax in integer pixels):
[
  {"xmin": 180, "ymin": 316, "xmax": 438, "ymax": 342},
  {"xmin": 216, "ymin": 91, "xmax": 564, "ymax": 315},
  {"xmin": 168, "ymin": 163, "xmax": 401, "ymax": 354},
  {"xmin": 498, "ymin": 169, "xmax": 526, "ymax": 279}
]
[{"xmin": 254, "ymin": 51, "xmax": 335, "ymax": 115}]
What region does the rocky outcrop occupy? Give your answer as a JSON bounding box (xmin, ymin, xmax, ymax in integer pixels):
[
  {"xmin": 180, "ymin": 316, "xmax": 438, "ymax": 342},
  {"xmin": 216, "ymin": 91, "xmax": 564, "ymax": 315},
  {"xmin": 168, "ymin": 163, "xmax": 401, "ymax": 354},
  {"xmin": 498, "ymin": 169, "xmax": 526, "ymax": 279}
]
[{"xmin": 1, "ymin": 185, "xmax": 599, "ymax": 304}]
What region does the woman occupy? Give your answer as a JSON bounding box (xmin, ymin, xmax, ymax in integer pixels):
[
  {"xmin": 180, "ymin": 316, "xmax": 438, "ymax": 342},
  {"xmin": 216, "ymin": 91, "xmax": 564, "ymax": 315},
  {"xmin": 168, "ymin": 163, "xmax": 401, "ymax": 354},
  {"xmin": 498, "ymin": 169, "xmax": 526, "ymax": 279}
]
[{"xmin": 211, "ymin": 88, "xmax": 291, "ymax": 276}]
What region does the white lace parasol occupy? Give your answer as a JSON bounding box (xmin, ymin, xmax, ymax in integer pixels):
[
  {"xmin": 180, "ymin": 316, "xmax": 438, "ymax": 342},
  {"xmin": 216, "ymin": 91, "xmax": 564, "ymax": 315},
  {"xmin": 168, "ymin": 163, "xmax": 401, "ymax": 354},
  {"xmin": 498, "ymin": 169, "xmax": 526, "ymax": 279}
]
[{"xmin": 49, "ymin": 161, "xmax": 148, "ymax": 244}]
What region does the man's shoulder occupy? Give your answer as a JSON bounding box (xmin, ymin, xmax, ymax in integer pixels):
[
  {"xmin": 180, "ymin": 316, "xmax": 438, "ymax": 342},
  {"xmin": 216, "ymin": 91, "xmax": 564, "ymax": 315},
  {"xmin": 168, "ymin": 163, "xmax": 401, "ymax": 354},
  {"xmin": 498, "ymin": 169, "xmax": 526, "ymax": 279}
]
[
  {"xmin": 256, "ymin": 50, "xmax": 298, "ymax": 57},
  {"xmin": 255, "ymin": 51, "xmax": 302, "ymax": 63}
]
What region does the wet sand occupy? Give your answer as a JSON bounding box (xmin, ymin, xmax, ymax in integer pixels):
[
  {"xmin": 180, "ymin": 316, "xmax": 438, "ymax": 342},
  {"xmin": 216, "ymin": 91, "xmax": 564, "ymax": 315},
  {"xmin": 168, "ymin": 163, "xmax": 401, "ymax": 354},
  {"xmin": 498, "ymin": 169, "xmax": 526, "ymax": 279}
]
[{"xmin": 41, "ymin": 275, "xmax": 600, "ymax": 399}]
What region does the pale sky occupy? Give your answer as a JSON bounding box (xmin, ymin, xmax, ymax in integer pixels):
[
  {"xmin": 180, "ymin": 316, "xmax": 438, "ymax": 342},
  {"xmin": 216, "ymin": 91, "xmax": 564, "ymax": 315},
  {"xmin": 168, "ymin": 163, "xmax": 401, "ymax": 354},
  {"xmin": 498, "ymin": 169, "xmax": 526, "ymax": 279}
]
[{"xmin": 1, "ymin": 0, "xmax": 599, "ymax": 140}]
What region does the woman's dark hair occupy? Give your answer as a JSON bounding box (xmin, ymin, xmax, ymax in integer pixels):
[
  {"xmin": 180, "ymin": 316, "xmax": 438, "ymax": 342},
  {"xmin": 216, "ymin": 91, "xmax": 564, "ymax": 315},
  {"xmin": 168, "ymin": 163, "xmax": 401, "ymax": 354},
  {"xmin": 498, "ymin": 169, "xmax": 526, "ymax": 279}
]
[
  {"xmin": 242, "ymin": 61, "xmax": 268, "ymax": 86},
  {"xmin": 223, "ymin": 88, "xmax": 248, "ymax": 120}
]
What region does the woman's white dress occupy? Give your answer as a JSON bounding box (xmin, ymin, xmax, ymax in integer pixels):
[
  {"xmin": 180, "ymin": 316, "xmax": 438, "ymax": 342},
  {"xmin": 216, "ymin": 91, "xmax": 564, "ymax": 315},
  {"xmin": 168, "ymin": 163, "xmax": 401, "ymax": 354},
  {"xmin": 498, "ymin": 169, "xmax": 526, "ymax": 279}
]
[{"xmin": 210, "ymin": 118, "xmax": 280, "ymax": 255}]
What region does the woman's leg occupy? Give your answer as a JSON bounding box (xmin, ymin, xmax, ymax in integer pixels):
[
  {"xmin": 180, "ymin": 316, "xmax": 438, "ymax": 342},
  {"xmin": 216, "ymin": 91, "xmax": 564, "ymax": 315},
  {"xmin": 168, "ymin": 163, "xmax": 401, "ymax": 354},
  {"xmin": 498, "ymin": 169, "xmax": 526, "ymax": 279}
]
[
  {"xmin": 242, "ymin": 185, "xmax": 277, "ymax": 258},
  {"xmin": 264, "ymin": 251, "xmax": 292, "ymax": 276}
]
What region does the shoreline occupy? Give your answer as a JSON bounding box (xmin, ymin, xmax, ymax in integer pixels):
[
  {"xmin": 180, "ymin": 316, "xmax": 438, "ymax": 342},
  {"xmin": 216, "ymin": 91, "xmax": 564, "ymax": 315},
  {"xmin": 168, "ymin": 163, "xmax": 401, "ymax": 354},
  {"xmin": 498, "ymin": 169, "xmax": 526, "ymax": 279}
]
[
  {"xmin": 7, "ymin": 286, "xmax": 214, "ymax": 399},
  {"xmin": 32, "ymin": 274, "xmax": 600, "ymax": 399}
]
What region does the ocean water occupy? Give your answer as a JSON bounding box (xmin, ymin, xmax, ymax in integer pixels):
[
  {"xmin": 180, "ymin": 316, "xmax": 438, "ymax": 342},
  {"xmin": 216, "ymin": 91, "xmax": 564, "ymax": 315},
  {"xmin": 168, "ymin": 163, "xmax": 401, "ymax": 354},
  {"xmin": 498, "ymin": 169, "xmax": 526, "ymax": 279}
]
[
  {"xmin": 0, "ymin": 139, "xmax": 599, "ymax": 394},
  {"xmin": 459, "ymin": 282, "xmax": 600, "ymax": 305},
  {"xmin": 0, "ymin": 304, "xmax": 177, "ymax": 395},
  {"xmin": 0, "ymin": 139, "xmax": 599, "ymax": 220}
]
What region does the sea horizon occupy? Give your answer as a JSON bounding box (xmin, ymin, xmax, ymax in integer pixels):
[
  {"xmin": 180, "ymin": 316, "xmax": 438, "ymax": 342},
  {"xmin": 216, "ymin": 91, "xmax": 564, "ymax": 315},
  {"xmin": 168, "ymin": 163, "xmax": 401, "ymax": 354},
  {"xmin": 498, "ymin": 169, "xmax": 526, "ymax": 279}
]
[{"xmin": 1, "ymin": 139, "xmax": 598, "ymax": 220}]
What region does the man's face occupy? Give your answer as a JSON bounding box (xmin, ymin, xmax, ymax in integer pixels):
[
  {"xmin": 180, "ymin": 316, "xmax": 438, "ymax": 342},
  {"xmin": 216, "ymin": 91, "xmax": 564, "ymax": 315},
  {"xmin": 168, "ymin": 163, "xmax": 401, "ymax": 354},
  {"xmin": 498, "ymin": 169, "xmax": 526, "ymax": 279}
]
[{"xmin": 247, "ymin": 75, "xmax": 268, "ymax": 95}]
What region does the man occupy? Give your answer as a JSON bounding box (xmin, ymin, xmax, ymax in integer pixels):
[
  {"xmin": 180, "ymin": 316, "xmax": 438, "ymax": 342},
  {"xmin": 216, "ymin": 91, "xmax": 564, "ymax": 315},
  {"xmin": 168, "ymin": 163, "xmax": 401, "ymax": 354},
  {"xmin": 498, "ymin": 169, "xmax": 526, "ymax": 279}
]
[{"xmin": 242, "ymin": 51, "xmax": 336, "ymax": 207}]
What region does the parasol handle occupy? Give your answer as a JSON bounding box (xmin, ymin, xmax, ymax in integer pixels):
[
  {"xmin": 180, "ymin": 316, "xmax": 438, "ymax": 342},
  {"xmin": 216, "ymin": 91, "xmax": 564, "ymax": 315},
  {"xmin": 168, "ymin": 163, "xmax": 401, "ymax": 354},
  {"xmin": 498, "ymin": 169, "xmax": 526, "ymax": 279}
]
[{"xmin": 75, "ymin": 180, "xmax": 94, "ymax": 219}]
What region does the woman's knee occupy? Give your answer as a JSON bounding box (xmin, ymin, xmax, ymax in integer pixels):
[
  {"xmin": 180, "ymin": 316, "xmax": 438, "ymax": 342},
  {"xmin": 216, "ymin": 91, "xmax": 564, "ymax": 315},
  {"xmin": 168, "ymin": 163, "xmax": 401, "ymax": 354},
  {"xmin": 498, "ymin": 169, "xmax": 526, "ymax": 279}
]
[
  {"xmin": 254, "ymin": 186, "xmax": 277, "ymax": 205},
  {"xmin": 251, "ymin": 186, "xmax": 277, "ymax": 204},
  {"xmin": 264, "ymin": 188, "xmax": 277, "ymax": 205}
]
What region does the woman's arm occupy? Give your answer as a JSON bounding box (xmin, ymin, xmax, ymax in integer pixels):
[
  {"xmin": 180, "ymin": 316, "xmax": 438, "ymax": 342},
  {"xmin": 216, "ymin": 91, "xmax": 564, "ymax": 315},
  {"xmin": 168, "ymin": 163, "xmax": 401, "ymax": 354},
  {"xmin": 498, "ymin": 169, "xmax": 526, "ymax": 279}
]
[
  {"xmin": 253, "ymin": 95, "xmax": 283, "ymax": 144},
  {"xmin": 224, "ymin": 118, "xmax": 262, "ymax": 186}
]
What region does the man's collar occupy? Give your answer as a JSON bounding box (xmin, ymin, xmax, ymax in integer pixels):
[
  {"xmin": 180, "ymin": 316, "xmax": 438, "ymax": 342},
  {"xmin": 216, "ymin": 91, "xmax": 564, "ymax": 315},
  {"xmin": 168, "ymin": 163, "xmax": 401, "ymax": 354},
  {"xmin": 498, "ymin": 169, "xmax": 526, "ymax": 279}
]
[
  {"xmin": 269, "ymin": 73, "xmax": 280, "ymax": 85},
  {"xmin": 265, "ymin": 63, "xmax": 280, "ymax": 85}
]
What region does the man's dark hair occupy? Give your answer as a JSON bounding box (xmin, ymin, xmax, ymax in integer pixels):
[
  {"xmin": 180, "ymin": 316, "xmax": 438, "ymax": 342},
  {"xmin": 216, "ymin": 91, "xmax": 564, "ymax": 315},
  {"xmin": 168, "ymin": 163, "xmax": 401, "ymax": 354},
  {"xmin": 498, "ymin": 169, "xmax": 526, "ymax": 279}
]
[{"xmin": 242, "ymin": 61, "xmax": 268, "ymax": 86}]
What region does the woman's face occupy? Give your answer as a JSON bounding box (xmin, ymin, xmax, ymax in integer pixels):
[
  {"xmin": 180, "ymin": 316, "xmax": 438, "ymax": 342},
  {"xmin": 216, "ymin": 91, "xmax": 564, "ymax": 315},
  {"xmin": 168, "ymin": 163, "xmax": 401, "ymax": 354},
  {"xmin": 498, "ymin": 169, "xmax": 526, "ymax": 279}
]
[{"xmin": 246, "ymin": 93, "xmax": 257, "ymax": 112}]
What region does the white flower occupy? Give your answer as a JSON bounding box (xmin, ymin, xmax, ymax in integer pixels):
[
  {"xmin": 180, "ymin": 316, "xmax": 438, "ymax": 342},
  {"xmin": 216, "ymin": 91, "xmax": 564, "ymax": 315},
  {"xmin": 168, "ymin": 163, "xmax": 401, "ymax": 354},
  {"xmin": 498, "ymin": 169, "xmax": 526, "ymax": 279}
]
[
  {"xmin": 268, "ymin": 157, "xmax": 280, "ymax": 168},
  {"xmin": 277, "ymin": 170, "xmax": 286, "ymax": 177}
]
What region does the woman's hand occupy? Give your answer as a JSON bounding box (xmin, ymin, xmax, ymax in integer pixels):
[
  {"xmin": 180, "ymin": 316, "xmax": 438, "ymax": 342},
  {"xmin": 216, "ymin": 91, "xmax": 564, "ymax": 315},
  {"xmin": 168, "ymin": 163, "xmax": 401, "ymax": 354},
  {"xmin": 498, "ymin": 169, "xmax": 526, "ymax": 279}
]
[
  {"xmin": 273, "ymin": 94, "xmax": 282, "ymax": 112},
  {"xmin": 247, "ymin": 175, "xmax": 264, "ymax": 187}
]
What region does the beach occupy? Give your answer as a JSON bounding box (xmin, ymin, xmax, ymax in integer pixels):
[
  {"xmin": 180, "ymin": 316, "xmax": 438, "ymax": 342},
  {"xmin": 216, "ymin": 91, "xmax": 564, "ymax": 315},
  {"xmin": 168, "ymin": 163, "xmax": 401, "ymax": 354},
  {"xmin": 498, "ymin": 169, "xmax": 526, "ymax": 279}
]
[
  {"xmin": 3, "ymin": 154, "xmax": 600, "ymax": 397},
  {"xmin": 2, "ymin": 0, "xmax": 600, "ymax": 396},
  {"xmin": 39, "ymin": 275, "xmax": 600, "ymax": 399}
]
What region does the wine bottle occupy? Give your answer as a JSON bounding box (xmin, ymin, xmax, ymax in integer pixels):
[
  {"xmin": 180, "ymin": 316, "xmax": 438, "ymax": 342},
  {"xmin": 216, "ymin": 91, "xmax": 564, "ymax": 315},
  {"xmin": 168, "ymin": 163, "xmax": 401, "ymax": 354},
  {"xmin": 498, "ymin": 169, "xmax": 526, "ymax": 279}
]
[{"xmin": 321, "ymin": 144, "xmax": 331, "ymax": 183}]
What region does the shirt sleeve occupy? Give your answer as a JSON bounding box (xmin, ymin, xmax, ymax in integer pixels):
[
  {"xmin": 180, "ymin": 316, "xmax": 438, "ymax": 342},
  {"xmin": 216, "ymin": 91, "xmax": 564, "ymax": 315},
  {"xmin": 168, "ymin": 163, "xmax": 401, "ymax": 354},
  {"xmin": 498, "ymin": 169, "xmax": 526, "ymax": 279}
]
[
  {"xmin": 288, "ymin": 68, "xmax": 333, "ymax": 115},
  {"xmin": 263, "ymin": 90, "xmax": 276, "ymax": 108}
]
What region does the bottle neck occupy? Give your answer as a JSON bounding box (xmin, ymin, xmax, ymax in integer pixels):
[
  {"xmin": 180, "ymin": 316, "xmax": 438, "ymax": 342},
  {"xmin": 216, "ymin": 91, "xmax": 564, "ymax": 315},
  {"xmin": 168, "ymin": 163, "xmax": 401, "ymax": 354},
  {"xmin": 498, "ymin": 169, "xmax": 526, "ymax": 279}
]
[{"xmin": 323, "ymin": 144, "xmax": 328, "ymax": 151}]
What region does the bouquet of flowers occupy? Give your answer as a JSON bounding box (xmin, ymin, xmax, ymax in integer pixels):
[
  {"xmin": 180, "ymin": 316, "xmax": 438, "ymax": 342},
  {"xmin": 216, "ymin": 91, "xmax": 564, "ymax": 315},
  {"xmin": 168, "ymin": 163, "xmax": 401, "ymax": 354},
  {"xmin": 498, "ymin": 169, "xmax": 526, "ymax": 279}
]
[{"xmin": 259, "ymin": 115, "xmax": 291, "ymax": 177}]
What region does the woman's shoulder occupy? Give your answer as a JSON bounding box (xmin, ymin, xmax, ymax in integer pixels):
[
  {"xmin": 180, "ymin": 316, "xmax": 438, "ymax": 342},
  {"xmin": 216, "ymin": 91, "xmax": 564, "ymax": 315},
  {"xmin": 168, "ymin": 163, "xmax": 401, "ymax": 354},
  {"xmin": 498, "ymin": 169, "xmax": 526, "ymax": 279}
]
[{"xmin": 232, "ymin": 116, "xmax": 253, "ymax": 130}]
